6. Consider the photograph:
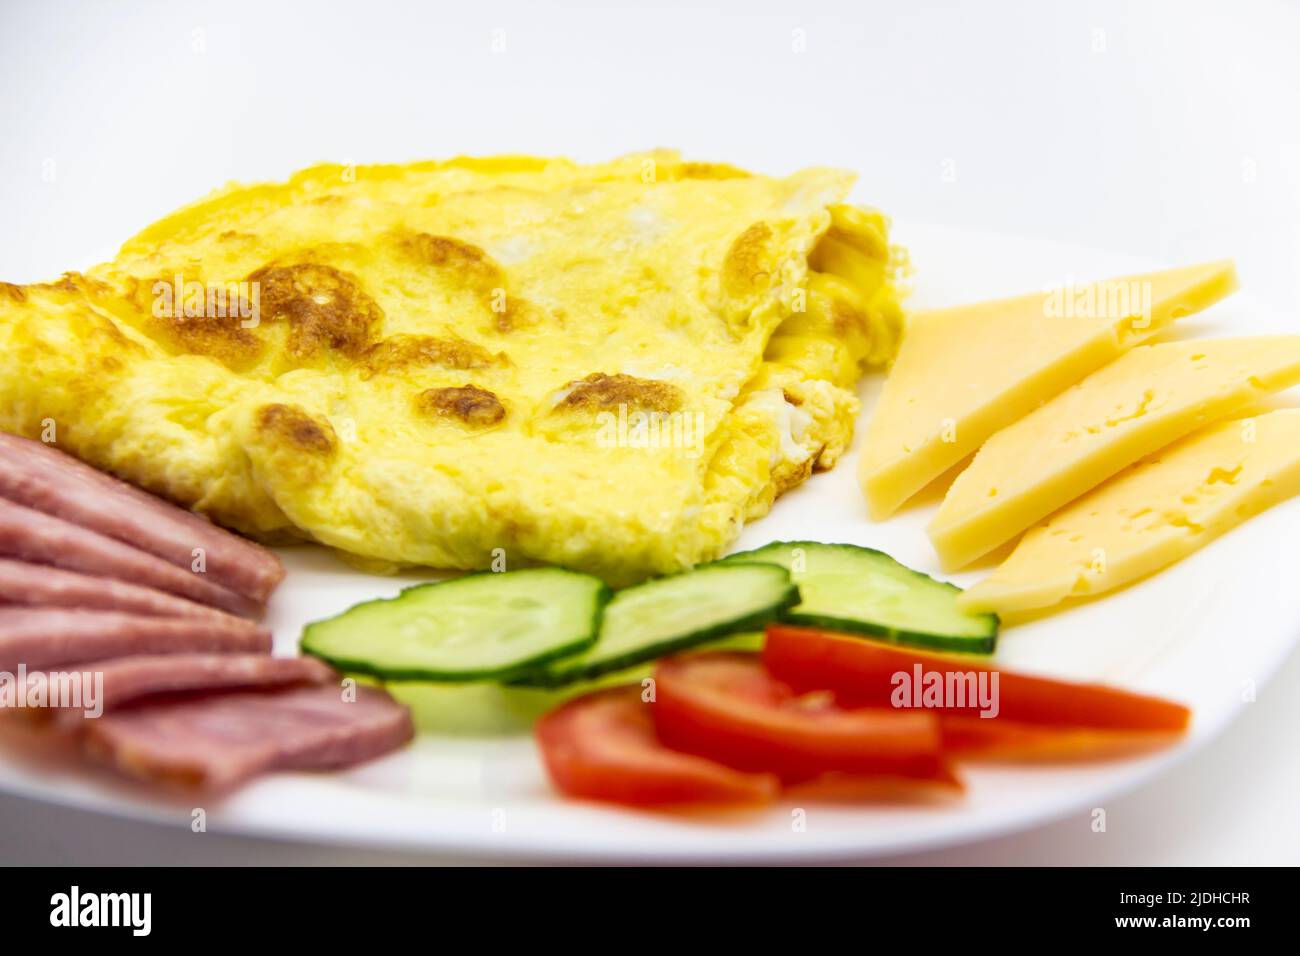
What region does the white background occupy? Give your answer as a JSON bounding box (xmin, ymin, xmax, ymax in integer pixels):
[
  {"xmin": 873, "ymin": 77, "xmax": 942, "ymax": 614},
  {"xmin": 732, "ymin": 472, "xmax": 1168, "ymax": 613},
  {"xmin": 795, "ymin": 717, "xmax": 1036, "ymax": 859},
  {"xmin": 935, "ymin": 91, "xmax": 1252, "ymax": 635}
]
[{"xmin": 1, "ymin": 0, "xmax": 1298, "ymax": 864}]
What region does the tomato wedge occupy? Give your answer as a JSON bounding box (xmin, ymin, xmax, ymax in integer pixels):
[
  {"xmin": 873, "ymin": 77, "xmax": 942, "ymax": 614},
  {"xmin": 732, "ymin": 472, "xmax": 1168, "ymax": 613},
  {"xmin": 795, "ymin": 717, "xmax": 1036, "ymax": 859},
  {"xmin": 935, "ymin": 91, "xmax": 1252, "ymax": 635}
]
[
  {"xmin": 535, "ymin": 685, "xmax": 778, "ymax": 806},
  {"xmin": 764, "ymin": 626, "xmax": 1192, "ymax": 733},
  {"xmin": 652, "ymin": 652, "xmax": 959, "ymax": 788}
]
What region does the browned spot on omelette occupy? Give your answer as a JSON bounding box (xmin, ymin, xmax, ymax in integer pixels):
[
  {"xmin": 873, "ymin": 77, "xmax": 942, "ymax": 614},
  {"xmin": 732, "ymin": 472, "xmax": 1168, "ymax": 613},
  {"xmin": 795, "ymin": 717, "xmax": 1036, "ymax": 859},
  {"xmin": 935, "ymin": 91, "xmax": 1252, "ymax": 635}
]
[
  {"xmin": 33, "ymin": 273, "xmax": 114, "ymax": 298},
  {"xmin": 254, "ymin": 403, "xmax": 337, "ymax": 454},
  {"xmin": 394, "ymin": 232, "xmax": 528, "ymax": 331},
  {"xmin": 130, "ymin": 276, "xmax": 264, "ymax": 369},
  {"xmin": 416, "ymin": 385, "xmax": 506, "ymax": 426},
  {"xmin": 359, "ymin": 333, "xmax": 507, "ymax": 379},
  {"xmin": 248, "ymin": 262, "xmax": 382, "ymax": 361},
  {"xmin": 830, "ymin": 298, "xmax": 869, "ymax": 338},
  {"xmin": 556, "ymin": 373, "xmax": 682, "ymax": 413},
  {"xmin": 722, "ymin": 222, "xmax": 775, "ymax": 295},
  {"xmin": 399, "ymin": 233, "xmax": 505, "ymax": 295}
]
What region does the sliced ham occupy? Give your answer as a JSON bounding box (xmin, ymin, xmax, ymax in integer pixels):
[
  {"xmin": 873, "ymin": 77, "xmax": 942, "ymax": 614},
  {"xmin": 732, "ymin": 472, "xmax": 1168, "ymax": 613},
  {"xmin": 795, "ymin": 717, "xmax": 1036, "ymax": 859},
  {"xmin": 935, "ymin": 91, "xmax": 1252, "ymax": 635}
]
[
  {"xmin": 83, "ymin": 682, "xmax": 415, "ymax": 789},
  {"xmin": 30, "ymin": 654, "xmax": 336, "ymax": 723},
  {"xmin": 0, "ymin": 497, "xmax": 263, "ymax": 618},
  {"xmin": 0, "ymin": 558, "xmax": 237, "ymax": 621},
  {"xmin": 0, "ymin": 608, "xmax": 270, "ymax": 671},
  {"xmin": 0, "ymin": 432, "xmax": 283, "ymax": 603}
]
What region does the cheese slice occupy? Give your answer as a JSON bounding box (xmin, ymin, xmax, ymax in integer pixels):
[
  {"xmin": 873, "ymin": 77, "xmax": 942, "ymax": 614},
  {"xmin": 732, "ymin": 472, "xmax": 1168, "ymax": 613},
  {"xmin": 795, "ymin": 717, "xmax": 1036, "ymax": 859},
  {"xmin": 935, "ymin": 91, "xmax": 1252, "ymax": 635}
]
[
  {"xmin": 858, "ymin": 260, "xmax": 1238, "ymax": 518},
  {"xmin": 930, "ymin": 336, "xmax": 1300, "ymax": 569},
  {"xmin": 958, "ymin": 409, "xmax": 1300, "ymax": 615}
]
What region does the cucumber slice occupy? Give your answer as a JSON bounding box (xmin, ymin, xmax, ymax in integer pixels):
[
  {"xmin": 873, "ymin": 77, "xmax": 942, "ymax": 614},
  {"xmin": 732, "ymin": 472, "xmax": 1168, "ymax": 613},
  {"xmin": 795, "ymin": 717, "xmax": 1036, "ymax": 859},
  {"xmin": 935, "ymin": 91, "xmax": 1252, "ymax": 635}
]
[
  {"xmin": 514, "ymin": 562, "xmax": 798, "ymax": 687},
  {"xmin": 301, "ymin": 568, "xmax": 609, "ymax": 681},
  {"xmin": 721, "ymin": 541, "xmax": 999, "ymax": 653}
]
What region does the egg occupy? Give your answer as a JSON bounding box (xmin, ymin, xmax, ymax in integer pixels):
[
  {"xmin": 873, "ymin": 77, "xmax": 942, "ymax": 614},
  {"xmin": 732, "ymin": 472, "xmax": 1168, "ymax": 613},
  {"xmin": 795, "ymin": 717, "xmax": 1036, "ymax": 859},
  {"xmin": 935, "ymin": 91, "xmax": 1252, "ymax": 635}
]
[{"xmin": 0, "ymin": 151, "xmax": 904, "ymax": 584}]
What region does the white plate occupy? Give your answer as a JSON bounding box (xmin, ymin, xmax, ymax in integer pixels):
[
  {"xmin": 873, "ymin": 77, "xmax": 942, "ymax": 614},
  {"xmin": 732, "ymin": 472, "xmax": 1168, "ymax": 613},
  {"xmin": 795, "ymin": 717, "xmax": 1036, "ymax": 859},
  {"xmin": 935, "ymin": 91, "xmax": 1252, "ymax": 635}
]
[{"xmin": 3, "ymin": 222, "xmax": 1297, "ymax": 863}]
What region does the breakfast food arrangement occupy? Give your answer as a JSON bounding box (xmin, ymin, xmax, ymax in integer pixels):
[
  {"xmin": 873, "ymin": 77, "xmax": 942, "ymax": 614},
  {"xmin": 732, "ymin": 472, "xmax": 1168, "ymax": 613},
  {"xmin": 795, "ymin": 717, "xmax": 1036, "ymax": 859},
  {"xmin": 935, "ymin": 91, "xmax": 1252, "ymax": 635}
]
[{"xmin": 0, "ymin": 151, "xmax": 1290, "ymax": 836}]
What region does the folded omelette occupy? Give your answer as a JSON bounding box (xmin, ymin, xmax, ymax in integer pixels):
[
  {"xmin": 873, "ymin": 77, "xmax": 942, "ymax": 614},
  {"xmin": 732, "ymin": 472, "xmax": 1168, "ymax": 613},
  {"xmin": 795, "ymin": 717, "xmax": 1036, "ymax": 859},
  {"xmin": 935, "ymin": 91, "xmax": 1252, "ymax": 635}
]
[{"xmin": 0, "ymin": 151, "xmax": 904, "ymax": 584}]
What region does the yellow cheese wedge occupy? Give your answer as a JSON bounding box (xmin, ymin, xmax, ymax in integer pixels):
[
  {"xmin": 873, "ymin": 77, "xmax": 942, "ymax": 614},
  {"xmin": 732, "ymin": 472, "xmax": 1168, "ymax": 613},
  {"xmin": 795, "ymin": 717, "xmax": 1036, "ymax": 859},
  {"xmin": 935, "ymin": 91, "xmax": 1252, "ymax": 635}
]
[
  {"xmin": 858, "ymin": 260, "xmax": 1238, "ymax": 518},
  {"xmin": 958, "ymin": 409, "xmax": 1300, "ymax": 615},
  {"xmin": 929, "ymin": 336, "xmax": 1300, "ymax": 569}
]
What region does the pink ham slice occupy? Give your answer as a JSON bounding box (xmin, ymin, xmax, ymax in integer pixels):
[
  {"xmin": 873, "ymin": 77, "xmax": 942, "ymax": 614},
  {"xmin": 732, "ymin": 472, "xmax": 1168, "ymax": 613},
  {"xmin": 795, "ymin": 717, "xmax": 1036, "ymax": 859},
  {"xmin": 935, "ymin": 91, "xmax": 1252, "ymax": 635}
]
[
  {"xmin": 0, "ymin": 432, "xmax": 283, "ymax": 604},
  {"xmin": 84, "ymin": 682, "xmax": 415, "ymax": 789},
  {"xmin": 0, "ymin": 497, "xmax": 263, "ymax": 618},
  {"xmin": 30, "ymin": 654, "xmax": 337, "ymax": 723},
  {"xmin": 0, "ymin": 608, "xmax": 270, "ymax": 671},
  {"xmin": 0, "ymin": 558, "xmax": 238, "ymax": 621}
]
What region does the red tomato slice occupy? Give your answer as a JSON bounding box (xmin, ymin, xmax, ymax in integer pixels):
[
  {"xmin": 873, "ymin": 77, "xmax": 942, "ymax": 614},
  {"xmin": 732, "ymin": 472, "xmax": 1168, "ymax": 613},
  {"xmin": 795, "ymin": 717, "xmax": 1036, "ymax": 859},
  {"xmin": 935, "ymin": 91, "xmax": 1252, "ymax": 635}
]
[
  {"xmin": 652, "ymin": 652, "xmax": 959, "ymax": 787},
  {"xmin": 764, "ymin": 626, "xmax": 1192, "ymax": 733},
  {"xmin": 940, "ymin": 716, "xmax": 1185, "ymax": 760},
  {"xmin": 535, "ymin": 685, "xmax": 778, "ymax": 806}
]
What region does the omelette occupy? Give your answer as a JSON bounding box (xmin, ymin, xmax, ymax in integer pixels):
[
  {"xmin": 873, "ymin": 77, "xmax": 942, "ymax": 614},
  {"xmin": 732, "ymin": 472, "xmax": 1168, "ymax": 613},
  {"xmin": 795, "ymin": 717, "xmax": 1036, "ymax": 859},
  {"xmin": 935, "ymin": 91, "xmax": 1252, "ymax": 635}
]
[{"xmin": 0, "ymin": 151, "xmax": 904, "ymax": 584}]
